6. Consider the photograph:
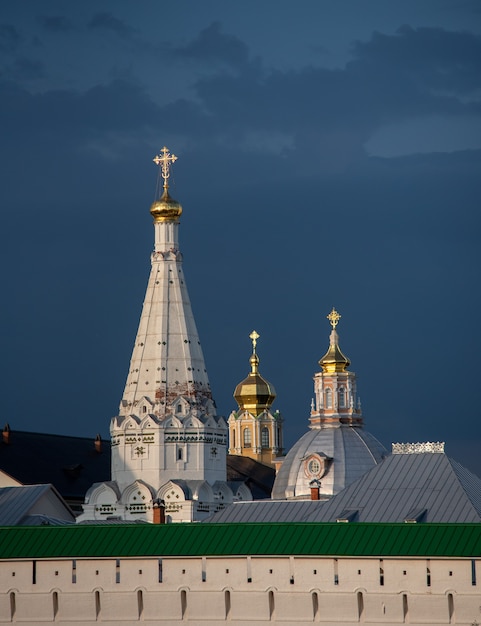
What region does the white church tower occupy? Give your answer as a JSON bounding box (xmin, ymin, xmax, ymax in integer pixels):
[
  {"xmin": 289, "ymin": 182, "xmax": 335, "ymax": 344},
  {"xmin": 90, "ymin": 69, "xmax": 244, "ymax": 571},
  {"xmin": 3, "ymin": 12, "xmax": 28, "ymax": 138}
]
[{"xmin": 79, "ymin": 148, "xmax": 251, "ymax": 523}]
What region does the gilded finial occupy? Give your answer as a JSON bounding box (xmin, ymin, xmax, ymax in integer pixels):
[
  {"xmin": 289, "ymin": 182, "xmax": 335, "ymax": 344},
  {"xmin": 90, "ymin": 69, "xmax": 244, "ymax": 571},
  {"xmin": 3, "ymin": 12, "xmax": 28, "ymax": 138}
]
[
  {"xmin": 327, "ymin": 308, "xmax": 341, "ymax": 329},
  {"xmin": 250, "ymin": 330, "xmax": 260, "ymax": 354},
  {"xmin": 153, "ymin": 146, "xmax": 178, "ymax": 188}
]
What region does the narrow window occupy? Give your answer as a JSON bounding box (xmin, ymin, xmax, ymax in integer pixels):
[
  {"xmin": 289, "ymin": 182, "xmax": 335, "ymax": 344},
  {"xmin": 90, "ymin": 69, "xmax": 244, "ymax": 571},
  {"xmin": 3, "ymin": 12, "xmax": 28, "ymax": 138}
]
[
  {"xmin": 53, "ymin": 591, "xmax": 59, "ymax": 620},
  {"xmin": 261, "ymin": 427, "xmax": 269, "ymax": 448},
  {"xmin": 32, "ymin": 560, "xmax": 37, "ymax": 584},
  {"xmin": 379, "ymin": 559, "xmax": 384, "ymax": 586},
  {"xmin": 158, "ymin": 559, "xmax": 163, "ymax": 583},
  {"xmin": 202, "ymin": 557, "xmax": 206, "ymax": 582},
  {"xmin": 357, "ymin": 591, "xmax": 364, "ymax": 622},
  {"xmin": 472, "ymin": 559, "xmax": 477, "ymax": 585},
  {"xmin": 243, "ymin": 428, "xmax": 252, "ymax": 447},
  {"xmin": 177, "ymin": 447, "xmax": 183, "ymax": 460},
  {"xmin": 268, "ymin": 590, "xmax": 275, "ymax": 620},
  {"xmin": 116, "ymin": 559, "xmax": 120, "ymax": 584},
  {"xmin": 225, "ymin": 590, "xmax": 231, "ymax": 620},
  {"xmin": 426, "ymin": 567, "xmax": 431, "ymax": 587},
  {"xmin": 325, "ymin": 388, "xmax": 332, "ymax": 409},
  {"xmin": 338, "ymin": 387, "xmax": 346, "ymax": 408},
  {"xmin": 10, "ymin": 592, "xmax": 16, "ymax": 620},
  {"xmin": 334, "ymin": 558, "xmax": 339, "ymax": 585},
  {"xmin": 312, "ymin": 591, "xmax": 319, "ymax": 621},
  {"xmin": 142, "ymin": 405, "xmax": 147, "ymax": 413},
  {"xmin": 176, "ymin": 404, "xmax": 182, "ymax": 414},
  {"xmin": 95, "ymin": 591, "xmax": 101, "ymax": 619},
  {"xmin": 137, "ymin": 590, "xmax": 143, "ymax": 620},
  {"xmin": 448, "ymin": 593, "xmax": 454, "ymax": 623},
  {"xmin": 72, "ymin": 559, "xmax": 76, "ymax": 584},
  {"xmin": 402, "ymin": 594, "xmax": 408, "ymax": 623},
  {"xmin": 181, "ymin": 589, "xmax": 187, "ymax": 620},
  {"xmin": 232, "ymin": 429, "xmax": 236, "ymax": 447}
]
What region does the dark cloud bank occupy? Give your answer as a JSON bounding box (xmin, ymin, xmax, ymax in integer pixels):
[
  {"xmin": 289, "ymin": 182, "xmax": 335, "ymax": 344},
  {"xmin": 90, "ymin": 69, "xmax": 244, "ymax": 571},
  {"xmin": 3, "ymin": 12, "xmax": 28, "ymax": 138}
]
[{"xmin": 1, "ymin": 21, "xmax": 480, "ymax": 474}]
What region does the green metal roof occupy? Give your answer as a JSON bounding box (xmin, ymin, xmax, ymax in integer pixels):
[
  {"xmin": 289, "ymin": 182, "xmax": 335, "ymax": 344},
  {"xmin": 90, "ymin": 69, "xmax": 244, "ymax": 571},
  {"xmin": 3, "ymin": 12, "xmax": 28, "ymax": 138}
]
[{"xmin": 0, "ymin": 523, "xmax": 479, "ymax": 560}]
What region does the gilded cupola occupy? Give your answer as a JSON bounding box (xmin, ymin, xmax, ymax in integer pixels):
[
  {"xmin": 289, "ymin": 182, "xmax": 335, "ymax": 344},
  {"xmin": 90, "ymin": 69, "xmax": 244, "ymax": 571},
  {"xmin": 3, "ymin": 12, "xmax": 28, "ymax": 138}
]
[
  {"xmin": 319, "ymin": 308, "xmax": 351, "ymax": 373},
  {"xmin": 150, "ymin": 146, "xmax": 183, "ymax": 223},
  {"xmin": 234, "ymin": 331, "xmax": 276, "ymax": 416}
]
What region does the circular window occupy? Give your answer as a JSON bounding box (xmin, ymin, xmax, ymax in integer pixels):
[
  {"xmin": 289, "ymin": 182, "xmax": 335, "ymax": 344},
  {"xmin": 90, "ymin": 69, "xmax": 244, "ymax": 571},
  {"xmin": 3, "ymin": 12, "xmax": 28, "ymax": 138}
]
[{"xmin": 307, "ymin": 458, "xmax": 321, "ymax": 475}]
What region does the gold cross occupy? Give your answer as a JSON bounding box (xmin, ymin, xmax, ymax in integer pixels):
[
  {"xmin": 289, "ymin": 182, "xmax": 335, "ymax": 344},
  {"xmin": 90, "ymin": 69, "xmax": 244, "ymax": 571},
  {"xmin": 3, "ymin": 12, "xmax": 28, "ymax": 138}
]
[
  {"xmin": 153, "ymin": 146, "xmax": 178, "ymax": 185},
  {"xmin": 327, "ymin": 308, "xmax": 341, "ymax": 328},
  {"xmin": 249, "ymin": 330, "xmax": 260, "ymax": 353}
]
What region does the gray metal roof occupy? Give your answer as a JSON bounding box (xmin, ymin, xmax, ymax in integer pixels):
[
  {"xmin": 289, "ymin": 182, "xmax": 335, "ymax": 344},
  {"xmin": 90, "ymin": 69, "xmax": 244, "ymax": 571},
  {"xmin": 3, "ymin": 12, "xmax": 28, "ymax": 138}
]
[
  {"xmin": 206, "ymin": 452, "xmax": 481, "ymax": 524},
  {"xmin": 0, "ymin": 484, "xmax": 75, "ymax": 526}
]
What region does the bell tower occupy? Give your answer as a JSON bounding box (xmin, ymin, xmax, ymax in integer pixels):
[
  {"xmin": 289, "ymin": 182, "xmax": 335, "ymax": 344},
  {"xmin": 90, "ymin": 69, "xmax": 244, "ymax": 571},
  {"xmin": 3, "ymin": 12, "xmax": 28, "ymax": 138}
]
[{"xmin": 228, "ymin": 331, "xmax": 284, "ymax": 467}]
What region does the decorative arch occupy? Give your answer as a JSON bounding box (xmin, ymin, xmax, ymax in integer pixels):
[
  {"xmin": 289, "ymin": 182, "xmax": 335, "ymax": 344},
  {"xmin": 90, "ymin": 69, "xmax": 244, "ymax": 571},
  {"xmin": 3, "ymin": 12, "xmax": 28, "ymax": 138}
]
[
  {"xmin": 233, "ymin": 482, "xmax": 253, "ymax": 501},
  {"xmin": 158, "ymin": 480, "xmax": 188, "ymax": 504},
  {"xmin": 120, "ymin": 480, "xmax": 155, "ymax": 520}
]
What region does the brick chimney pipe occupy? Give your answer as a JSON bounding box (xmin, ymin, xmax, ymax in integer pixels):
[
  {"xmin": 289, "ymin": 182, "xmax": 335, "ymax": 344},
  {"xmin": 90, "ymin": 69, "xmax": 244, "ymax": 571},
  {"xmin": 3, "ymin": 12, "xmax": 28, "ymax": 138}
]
[{"xmin": 153, "ymin": 499, "xmax": 166, "ymax": 524}]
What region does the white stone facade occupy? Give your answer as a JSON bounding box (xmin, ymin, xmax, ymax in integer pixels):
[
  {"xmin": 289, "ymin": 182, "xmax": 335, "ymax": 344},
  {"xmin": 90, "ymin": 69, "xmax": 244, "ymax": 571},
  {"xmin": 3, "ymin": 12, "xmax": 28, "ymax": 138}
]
[
  {"xmin": 1, "ymin": 554, "xmax": 479, "ymax": 624},
  {"xmin": 79, "ymin": 160, "xmax": 252, "ymax": 523}
]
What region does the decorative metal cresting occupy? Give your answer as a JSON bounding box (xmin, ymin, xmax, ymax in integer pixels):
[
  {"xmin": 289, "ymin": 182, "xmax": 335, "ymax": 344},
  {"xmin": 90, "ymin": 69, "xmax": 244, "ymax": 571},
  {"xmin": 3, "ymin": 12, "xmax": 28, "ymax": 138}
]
[
  {"xmin": 327, "ymin": 307, "xmax": 341, "ymax": 328},
  {"xmin": 153, "ymin": 146, "xmax": 178, "ymax": 188},
  {"xmin": 392, "ymin": 442, "xmax": 445, "ymax": 454}
]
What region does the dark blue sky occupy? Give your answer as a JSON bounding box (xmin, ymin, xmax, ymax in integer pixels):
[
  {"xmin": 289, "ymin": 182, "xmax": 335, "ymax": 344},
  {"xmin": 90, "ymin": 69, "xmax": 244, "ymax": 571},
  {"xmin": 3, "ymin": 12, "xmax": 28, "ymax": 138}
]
[{"xmin": 2, "ymin": 1, "xmax": 481, "ymax": 475}]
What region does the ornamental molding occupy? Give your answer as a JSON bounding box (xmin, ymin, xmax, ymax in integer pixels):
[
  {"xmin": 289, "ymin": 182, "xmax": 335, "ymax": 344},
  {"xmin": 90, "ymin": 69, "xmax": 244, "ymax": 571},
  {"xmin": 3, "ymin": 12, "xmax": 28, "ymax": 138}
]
[{"xmin": 392, "ymin": 442, "xmax": 445, "ymax": 455}]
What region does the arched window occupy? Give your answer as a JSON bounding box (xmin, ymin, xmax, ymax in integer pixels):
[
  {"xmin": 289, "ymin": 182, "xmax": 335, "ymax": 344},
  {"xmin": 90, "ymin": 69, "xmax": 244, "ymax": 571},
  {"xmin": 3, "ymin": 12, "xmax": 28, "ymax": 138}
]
[
  {"xmin": 176, "ymin": 404, "xmax": 182, "ymax": 414},
  {"xmin": 137, "ymin": 590, "xmax": 143, "ymax": 620},
  {"xmin": 312, "ymin": 592, "xmax": 319, "ymax": 621},
  {"xmin": 338, "ymin": 387, "xmax": 346, "ymax": 408},
  {"xmin": 357, "ymin": 591, "xmax": 364, "ymax": 622},
  {"xmin": 142, "ymin": 405, "xmax": 147, "ymax": 413},
  {"xmin": 181, "ymin": 590, "xmax": 187, "ymax": 619},
  {"xmin": 325, "ymin": 388, "xmax": 332, "ymax": 409},
  {"xmin": 10, "ymin": 592, "xmax": 16, "ymax": 620},
  {"xmin": 448, "ymin": 593, "xmax": 454, "ymax": 624},
  {"xmin": 53, "ymin": 592, "xmax": 58, "ymax": 620},
  {"xmin": 177, "ymin": 448, "xmax": 183, "ymax": 461},
  {"xmin": 243, "ymin": 428, "xmax": 252, "ymax": 447},
  {"xmin": 225, "ymin": 590, "xmax": 231, "ymax": 620},
  {"xmin": 261, "ymin": 427, "xmax": 269, "ymax": 448},
  {"xmin": 95, "ymin": 591, "xmax": 101, "ymax": 620},
  {"xmin": 268, "ymin": 590, "xmax": 275, "ymax": 620}
]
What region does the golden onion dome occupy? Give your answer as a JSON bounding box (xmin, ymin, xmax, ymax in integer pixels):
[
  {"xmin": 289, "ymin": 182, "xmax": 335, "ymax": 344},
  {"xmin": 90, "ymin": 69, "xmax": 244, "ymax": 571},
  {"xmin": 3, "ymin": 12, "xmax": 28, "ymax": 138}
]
[
  {"xmin": 319, "ymin": 329, "xmax": 351, "ymax": 373},
  {"xmin": 319, "ymin": 308, "xmax": 350, "ymax": 373},
  {"xmin": 150, "ymin": 187, "xmax": 183, "ymax": 223},
  {"xmin": 234, "ymin": 332, "xmax": 276, "ymax": 416}
]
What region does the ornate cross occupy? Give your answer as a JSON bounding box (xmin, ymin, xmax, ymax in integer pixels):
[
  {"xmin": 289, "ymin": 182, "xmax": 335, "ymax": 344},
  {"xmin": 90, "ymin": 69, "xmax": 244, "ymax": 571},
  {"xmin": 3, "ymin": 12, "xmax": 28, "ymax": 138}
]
[
  {"xmin": 250, "ymin": 330, "xmax": 260, "ymax": 353},
  {"xmin": 327, "ymin": 308, "xmax": 341, "ymax": 328},
  {"xmin": 153, "ymin": 146, "xmax": 178, "ymax": 185}
]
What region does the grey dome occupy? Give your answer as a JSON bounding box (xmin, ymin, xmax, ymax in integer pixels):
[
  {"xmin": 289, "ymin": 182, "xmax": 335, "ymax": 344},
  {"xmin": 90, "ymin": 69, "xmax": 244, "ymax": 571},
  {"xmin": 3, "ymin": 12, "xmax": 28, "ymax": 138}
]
[{"xmin": 272, "ymin": 425, "xmax": 387, "ymax": 500}]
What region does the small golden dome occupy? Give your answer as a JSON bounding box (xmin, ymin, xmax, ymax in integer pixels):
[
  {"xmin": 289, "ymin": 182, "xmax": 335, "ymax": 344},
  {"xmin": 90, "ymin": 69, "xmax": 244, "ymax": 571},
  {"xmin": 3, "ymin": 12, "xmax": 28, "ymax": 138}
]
[
  {"xmin": 319, "ymin": 308, "xmax": 350, "ymax": 373},
  {"xmin": 234, "ymin": 332, "xmax": 276, "ymax": 416},
  {"xmin": 150, "ymin": 187, "xmax": 182, "ymax": 223},
  {"xmin": 319, "ymin": 330, "xmax": 351, "ymax": 373}
]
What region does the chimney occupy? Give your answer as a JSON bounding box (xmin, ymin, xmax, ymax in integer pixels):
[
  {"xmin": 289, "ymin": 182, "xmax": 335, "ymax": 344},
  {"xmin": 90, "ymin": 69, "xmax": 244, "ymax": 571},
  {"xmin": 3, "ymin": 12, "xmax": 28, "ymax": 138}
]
[
  {"xmin": 94, "ymin": 434, "xmax": 102, "ymax": 453},
  {"xmin": 2, "ymin": 423, "xmax": 11, "ymax": 445},
  {"xmin": 309, "ymin": 478, "xmax": 321, "ymax": 501},
  {"xmin": 153, "ymin": 499, "xmax": 166, "ymax": 524}
]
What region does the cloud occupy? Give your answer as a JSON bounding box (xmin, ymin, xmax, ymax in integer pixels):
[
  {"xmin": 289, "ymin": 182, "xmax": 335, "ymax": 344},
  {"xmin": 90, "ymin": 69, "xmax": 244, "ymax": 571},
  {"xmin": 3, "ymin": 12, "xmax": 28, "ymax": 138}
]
[
  {"xmin": 351, "ymin": 26, "xmax": 481, "ymax": 97},
  {"xmin": 88, "ymin": 12, "xmax": 137, "ymax": 39},
  {"xmin": 36, "ymin": 15, "xmax": 74, "ymax": 33},
  {"xmin": 174, "ymin": 21, "xmax": 249, "ymax": 69},
  {"xmin": 0, "ymin": 23, "xmax": 21, "ymax": 52}
]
